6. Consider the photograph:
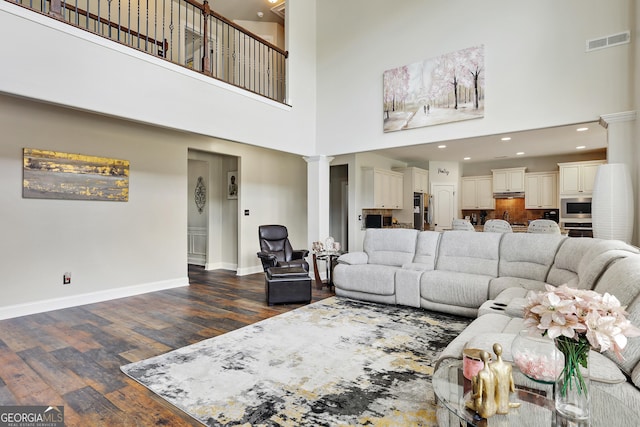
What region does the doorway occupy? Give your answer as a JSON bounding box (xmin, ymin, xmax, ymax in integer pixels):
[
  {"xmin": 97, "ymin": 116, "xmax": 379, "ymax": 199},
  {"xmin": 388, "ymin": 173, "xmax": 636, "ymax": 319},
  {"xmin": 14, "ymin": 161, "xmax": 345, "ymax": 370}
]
[
  {"xmin": 431, "ymin": 183, "xmax": 456, "ymax": 231},
  {"xmin": 188, "ymin": 150, "xmax": 239, "ymax": 271}
]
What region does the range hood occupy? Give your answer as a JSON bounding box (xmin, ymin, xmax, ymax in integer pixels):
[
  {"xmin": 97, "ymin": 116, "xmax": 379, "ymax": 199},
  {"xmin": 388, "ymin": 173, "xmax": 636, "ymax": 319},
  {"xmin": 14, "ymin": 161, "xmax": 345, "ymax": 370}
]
[{"xmin": 493, "ymin": 191, "xmax": 525, "ymax": 199}]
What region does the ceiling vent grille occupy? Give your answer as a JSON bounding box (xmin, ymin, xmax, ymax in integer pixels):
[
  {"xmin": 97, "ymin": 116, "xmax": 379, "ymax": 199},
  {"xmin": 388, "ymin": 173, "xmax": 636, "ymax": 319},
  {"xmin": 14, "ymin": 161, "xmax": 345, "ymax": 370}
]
[{"xmin": 586, "ymin": 31, "xmax": 630, "ymax": 52}]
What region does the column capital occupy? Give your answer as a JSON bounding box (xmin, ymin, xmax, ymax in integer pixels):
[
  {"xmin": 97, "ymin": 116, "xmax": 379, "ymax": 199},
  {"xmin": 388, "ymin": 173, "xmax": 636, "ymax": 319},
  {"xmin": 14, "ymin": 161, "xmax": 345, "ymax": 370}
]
[
  {"xmin": 303, "ymin": 155, "xmax": 334, "ymax": 164},
  {"xmin": 599, "ymin": 111, "xmax": 636, "ymax": 128}
]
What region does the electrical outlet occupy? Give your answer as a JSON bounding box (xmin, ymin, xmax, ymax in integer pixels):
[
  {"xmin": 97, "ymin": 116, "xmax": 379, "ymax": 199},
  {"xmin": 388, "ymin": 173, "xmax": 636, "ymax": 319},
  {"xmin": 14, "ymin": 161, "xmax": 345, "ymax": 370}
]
[{"xmin": 63, "ymin": 272, "xmax": 71, "ymax": 285}]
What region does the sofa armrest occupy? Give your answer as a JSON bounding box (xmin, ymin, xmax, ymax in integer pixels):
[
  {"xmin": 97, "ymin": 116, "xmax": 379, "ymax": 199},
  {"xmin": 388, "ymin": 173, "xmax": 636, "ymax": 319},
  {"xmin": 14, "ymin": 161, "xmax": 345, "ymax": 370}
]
[
  {"xmin": 337, "ymin": 252, "xmax": 368, "ymax": 265},
  {"xmin": 494, "ymin": 287, "xmax": 530, "ymax": 305}
]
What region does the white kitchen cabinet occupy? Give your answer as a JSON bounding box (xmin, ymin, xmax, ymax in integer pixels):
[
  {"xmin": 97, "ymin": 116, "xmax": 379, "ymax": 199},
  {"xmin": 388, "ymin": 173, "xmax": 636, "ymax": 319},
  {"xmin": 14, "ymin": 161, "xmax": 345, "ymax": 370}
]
[
  {"xmin": 525, "ymin": 172, "xmax": 558, "ymax": 209},
  {"xmin": 414, "ymin": 168, "xmax": 429, "ymax": 193},
  {"xmin": 558, "ymin": 160, "xmax": 606, "ymax": 196},
  {"xmin": 362, "ymin": 168, "xmax": 404, "ymax": 209},
  {"xmin": 392, "ymin": 167, "xmax": 429, "ymax": 223},
  {"xmin": 392, "ymin": 167, "xmax": 429, "ymax": 224},
  {"xmin": 461, "ymin": 176, "xmax": 495, "ymax": 209},
  {"xmin": 393, "ymin": 167, "xmax": 429, "ymax": 193},
  {"xmin": 492, "ymin": 167, "xmax": 526, "ymax": 192}
]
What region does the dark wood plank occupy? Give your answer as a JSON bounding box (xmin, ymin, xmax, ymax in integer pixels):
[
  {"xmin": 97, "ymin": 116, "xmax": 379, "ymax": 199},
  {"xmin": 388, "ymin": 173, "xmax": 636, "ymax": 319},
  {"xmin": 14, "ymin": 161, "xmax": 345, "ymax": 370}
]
[{"xmin": 0, "ymin": 267, "xmax": 333, "ymax": 426}]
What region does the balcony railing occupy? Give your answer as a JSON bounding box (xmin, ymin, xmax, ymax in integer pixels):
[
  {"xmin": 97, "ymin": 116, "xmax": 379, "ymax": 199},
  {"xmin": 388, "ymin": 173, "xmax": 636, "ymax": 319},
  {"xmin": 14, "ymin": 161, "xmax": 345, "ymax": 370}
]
[{"xmin": 9, "ymin": 0, "xmax": 288, "ymax": 103}]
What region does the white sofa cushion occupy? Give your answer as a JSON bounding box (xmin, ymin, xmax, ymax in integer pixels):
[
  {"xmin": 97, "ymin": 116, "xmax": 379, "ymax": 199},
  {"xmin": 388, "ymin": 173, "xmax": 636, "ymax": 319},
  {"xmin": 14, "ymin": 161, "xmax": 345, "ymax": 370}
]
[
  {"xmin": 576, "ymin": 239, "xmax": 640, "ymax": 289},
  {"xmin": 364, "ymin": 228, "xmax": 418, "ymax": 267},
  {"xmin": 546, "ymin": 237, "xmax": 601, "ymax": 287},
  {"xmin": 421, "ymin": 270, "xmax": 493, "ymax": 309},
  {"xmin": 498, "ymin": 233, "xmax": 564, "ymax": 282},
  {"xmin": 411, "ymin": 230, "xmax": 441, "ymax": 268},
  {"xmin": 488, "ymin": 276, "xmax": 548, "ymax": 300},
  {"xmin": 595, "ymin": 256, "xmax": 640, "ymax": 376},
  {"xmin": 336, "ymin": 251, "xmax": 368, "ymax": 265},
  {"xmin": 333, "ymin": 264, "xmax": 398, "ymax": 295},
  {"xmin": 435, "ymin": 231, "xmax": 502, "ymax": 276}
]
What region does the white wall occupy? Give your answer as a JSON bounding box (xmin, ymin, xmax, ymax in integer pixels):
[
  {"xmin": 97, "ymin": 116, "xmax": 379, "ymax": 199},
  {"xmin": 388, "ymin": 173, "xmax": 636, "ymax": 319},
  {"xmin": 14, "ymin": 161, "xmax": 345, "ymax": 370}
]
[
  {"xmin": 0, "ymin": 94, "xmax": 188, "ymax": 316},
  {"xmin": 0, "ymin": 94, "xmax": 308, "ymax": 317},
  {"xmin": 315, "ymin": 0, "xmax": 634, "ymax": 156},
  {"xmin": 234, "ymin": 20, "xmax": 285, "ymax": 50},
  {"xmin": 0, "ymin": 1, "xmax": 316, "ymax": 157}
]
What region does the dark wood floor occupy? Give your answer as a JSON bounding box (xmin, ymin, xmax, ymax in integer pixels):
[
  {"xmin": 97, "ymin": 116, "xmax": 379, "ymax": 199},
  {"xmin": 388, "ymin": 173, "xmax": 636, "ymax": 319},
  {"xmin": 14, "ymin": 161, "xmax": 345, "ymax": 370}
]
[{"xmin": 0, "ymin": 266, "xmax": 335, "ymax": 426}]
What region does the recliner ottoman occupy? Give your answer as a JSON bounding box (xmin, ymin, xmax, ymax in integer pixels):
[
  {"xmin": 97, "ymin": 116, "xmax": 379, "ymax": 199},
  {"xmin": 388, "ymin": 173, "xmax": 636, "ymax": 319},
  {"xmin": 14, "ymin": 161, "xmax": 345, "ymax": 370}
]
[{"xmin": 265, "ymin": 267, "xmax": 311, "ymax": 305}]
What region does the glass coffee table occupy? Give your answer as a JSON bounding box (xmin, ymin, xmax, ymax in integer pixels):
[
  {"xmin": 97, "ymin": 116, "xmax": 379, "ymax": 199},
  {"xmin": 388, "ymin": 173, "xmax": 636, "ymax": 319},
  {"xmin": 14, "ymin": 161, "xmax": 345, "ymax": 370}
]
[{"xmin": 432, "ymin": 360, "xmax": 635, "ymax": 427}]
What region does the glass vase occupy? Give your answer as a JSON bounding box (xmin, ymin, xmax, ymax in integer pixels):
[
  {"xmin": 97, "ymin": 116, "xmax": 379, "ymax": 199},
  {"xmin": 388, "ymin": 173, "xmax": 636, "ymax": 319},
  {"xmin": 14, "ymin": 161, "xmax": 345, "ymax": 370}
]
[
  {"xmin": 512, "ymin": 329, "xmax": 562, "ymax": 384},
  {"xmin": 554, "ymin": 335, "xmax": 591, "ymax": 421}
]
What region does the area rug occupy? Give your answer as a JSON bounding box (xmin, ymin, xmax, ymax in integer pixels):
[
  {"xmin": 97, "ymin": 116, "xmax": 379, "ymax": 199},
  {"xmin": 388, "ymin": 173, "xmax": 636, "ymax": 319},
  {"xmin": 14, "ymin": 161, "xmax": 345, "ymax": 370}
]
[{"xmin": 121, "ymin": 297, "xmax": 471, "ymax": 426}]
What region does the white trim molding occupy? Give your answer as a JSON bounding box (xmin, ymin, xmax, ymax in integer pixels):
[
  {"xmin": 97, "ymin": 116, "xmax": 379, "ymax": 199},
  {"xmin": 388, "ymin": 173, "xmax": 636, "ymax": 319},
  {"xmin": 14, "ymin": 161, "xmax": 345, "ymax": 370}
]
[
  {"xmin": 0, "ymin": 277, "xmax": 189, "ymax": 320},
  {"xmin": 599, "ymin": 111, "xmax": 636, "ymax": 128}
]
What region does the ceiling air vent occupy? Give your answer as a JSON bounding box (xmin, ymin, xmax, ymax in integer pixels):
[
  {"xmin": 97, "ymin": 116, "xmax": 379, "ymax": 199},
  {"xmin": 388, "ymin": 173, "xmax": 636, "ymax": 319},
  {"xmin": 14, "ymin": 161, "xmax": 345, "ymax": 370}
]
[{"xmin": 586, "ymin": 31, "xmax": 630, "ymax": 52}]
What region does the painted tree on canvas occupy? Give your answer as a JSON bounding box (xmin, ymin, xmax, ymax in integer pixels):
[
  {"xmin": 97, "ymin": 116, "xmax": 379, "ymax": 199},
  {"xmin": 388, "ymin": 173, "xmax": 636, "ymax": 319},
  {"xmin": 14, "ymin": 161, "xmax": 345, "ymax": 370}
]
[
  {"xmin": 383, "ymin": 45, "xmax": 484, "ymax": 132},
  {"xmin": 383, "ymin": 66, "xmax": 410, "ymax": 117},
  {"xmin": 459, "ymin": 45, "xmax": 484, "ymax": 109},
  {"xmin": 429, "ymin": 45, "xmax": 483, "ymax": 111}
]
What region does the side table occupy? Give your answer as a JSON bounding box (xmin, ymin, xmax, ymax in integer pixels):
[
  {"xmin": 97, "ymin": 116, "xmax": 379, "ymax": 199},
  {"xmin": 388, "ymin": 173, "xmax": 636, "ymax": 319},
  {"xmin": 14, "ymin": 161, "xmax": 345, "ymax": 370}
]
[{"xmin": 312, "ymin": 251, "xmax": 344, "ymax": 290}]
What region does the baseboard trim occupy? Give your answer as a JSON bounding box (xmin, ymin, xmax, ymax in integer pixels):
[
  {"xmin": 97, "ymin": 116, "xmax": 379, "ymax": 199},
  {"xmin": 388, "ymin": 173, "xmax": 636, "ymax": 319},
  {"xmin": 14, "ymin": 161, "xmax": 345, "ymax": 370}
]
[
  {"xmin": 204, "ymin": 262, "xmax": 237, "ymax": 271},
  {"xmin": 0, "ymin": 277, "xmax": 189, "ymax": 320},
  {"xmin": 237, "ymin": 265, "xmax": 264, "ymax": 276}
]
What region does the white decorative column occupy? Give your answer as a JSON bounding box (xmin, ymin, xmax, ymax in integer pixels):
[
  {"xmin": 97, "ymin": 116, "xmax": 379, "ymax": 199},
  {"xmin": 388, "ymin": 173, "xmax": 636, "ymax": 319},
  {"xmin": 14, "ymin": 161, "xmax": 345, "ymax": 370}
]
[
  {"xmin": 600, "ymin": 111, "xmax": 637, "ymax": 244},
  {"xmin": 304, "ymin": 155, "xmax": 334, "ymax": 252}
]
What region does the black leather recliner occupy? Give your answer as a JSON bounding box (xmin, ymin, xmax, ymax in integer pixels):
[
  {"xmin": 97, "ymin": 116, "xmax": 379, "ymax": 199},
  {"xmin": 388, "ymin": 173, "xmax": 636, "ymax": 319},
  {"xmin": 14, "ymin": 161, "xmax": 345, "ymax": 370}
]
[{"xmin": 257, "ymin": 225, "xmax": 309, "ymax": 272}]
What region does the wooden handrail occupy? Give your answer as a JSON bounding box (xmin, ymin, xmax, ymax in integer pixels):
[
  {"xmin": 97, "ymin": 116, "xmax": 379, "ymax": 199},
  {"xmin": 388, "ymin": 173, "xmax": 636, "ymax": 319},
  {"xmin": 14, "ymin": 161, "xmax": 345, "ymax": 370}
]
[
  {"xmin": 49, "ymin": 0, "xmax": 168, "ymax": 55},
  {"xmin": 16, "ymin": 0, "xmax": 288, "ymax": 103},
  {"xmin": 180, "ymin": 0, "xmax": 287, "ymax": 58}
]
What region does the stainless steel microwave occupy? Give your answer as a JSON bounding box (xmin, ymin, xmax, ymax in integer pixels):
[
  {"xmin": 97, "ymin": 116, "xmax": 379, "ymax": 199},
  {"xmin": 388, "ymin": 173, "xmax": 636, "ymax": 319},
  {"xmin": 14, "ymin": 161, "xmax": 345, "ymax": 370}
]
[{"xmin": 561, "ymin": 197, "xmax": 592, "ymax": 219}]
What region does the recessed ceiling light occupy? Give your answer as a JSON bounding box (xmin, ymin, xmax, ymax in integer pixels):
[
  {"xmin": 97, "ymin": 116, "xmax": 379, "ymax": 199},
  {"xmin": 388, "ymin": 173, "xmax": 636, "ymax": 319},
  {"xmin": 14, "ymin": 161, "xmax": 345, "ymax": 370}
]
[
  {"xmin": 516, "ymin": 152, "xmax": 525, "ymax": 156},
  {"xmin": 438, "ymin": 145, "xmax": 447, "ymax": 149},
  {"xmin": 463, "ymin": 157, "xmax": 471, "ymax": 160},
  {"xmin": 501, "ymin": 137, "xmax": 511, "ymax": 141},
  {"xmin": 576, "ymin": 127, "xmax": 589, "ymax": 132},
  {"xmin": 269, "ymin": 0, "xmax": 278, "ymax": 3},
  {"xmin": 576, "ymin": 145, "xmax": 586, "ymax": 150}
]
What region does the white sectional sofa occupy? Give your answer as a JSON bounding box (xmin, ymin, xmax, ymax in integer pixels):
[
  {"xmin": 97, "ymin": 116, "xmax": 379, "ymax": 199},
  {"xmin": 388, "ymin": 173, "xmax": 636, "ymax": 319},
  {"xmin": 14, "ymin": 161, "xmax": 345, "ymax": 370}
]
[
  {"xmin": 333, "ymin": 228, "xmax": 640, "ymax": 413},
  {"xmin": 334, "ymin": 229, "xmax": 635, "ymax": 317}
]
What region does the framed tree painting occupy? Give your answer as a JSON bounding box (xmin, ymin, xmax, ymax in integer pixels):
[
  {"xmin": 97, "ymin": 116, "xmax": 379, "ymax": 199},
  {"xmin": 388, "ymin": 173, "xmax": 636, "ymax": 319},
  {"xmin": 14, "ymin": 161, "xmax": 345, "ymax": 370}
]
[{"xmin": 383, "ymin": 45, "xmax": 485, "ymax": 132}]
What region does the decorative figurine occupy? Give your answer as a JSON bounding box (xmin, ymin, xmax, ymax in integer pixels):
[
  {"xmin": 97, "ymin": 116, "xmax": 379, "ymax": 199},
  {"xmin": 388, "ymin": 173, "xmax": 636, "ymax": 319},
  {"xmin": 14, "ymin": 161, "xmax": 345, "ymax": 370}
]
[
  {"xmin": 465, "ymin": 350, "xmax": 498, "ymax": 419},
  {"xmin": 490, "ymin": 343, "xmax": 521, "ymax": 414}
]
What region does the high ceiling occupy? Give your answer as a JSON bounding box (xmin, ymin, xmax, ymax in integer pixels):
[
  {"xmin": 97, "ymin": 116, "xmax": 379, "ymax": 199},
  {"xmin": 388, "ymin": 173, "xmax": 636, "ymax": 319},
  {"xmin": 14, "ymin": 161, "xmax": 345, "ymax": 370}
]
[
  {"xmin": 209, "ymin": 0, "xmax": 285, "ymax": 25},
  {"xmin": 372, "ymin": 122, "xmax": 608, "ymax": 165},
  {"xmin": 206, "ymin": 2, "xmax": 607, "ymax": 165}
]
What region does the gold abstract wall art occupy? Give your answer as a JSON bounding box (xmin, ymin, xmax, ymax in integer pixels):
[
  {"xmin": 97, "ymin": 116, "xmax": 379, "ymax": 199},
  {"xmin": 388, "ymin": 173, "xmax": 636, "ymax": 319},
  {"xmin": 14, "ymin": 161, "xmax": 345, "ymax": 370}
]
[{"xmin": 23, "ymin": 148, "xmax": 129, "ymax": 201}]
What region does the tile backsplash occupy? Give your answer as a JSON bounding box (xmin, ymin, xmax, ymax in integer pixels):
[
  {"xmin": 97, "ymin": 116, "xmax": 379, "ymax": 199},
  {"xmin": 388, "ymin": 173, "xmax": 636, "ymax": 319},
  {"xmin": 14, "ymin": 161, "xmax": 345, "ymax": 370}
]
[{"xmin": 462, "ymin": 198, "xmax": 551, "ymax": 225}]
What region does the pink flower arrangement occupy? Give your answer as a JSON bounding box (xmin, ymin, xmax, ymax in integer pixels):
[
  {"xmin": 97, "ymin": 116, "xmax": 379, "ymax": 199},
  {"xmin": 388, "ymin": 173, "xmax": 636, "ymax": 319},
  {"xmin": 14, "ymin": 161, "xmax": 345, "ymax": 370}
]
[
  {"xmin": 522, "ymin": 284, "xmax": 640, "ymax": 402},
  {"xmin": 523, "ymin": 284, "xmax": 640, "ymax": 359}
]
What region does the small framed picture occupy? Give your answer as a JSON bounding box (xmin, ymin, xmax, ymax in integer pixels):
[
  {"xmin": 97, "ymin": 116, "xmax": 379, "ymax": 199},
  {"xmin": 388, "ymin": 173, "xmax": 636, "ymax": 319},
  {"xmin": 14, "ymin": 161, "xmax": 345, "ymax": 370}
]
[{"xmin": 227, "ymin": 171, "xmax": 238, "ymax": 199}]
